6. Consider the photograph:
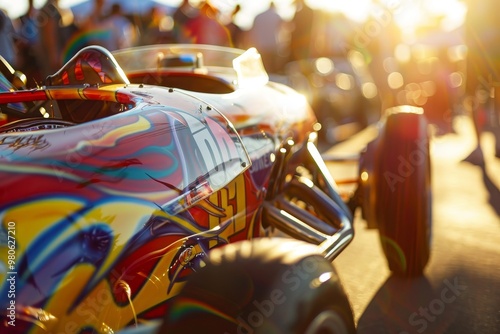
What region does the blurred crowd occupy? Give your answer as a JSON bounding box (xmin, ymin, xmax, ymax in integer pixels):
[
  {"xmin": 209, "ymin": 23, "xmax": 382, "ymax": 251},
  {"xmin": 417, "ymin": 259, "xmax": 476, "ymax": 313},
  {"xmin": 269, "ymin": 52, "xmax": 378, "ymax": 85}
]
[
  {"xmin": 0, "ymin": 0, "xmax": 499, "ymax": 159},
  {"xmin": 0, "ymin": 0, "xmax": 336, "ymax": 82},
  {"xmin": 0, "ymin": 0, "xmax": 382, "ymax": 82}
]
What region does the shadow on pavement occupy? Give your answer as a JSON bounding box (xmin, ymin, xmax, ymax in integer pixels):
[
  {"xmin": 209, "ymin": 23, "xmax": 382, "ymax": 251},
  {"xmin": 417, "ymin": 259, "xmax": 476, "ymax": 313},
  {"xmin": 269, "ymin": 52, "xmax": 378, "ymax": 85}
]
[
  {"xmin": 356, "ymin": 275, "xmax": 433, "ymax": 334},
  {"xmin": 356, "ymin": 272, "xmax": 485, "ymax": 334}
]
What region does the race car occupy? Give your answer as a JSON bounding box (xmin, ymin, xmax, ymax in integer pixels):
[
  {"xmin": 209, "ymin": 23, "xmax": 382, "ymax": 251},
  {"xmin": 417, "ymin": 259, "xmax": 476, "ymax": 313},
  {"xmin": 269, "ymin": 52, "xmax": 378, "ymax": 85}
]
[{"xmin": 0, "ymin": 44, "xmax": 431, "ymax": 334}]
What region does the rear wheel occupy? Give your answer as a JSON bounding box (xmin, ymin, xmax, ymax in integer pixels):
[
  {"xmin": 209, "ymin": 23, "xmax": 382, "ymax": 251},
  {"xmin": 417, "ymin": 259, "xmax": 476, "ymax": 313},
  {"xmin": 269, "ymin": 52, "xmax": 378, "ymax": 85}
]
[
  {"xmin": 161, "ymin": 238, "xmax": 356, "ymax": 333},
  {"xmin": 374, "ymin": 111, "xmax": 432, "ymax": 277}
]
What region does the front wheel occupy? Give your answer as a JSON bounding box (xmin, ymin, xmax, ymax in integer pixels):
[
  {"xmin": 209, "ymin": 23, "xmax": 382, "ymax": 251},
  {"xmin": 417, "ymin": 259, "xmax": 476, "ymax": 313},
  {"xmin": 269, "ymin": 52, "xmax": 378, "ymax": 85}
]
[
  {"xmin": 161, "ymin": 238, "xmax": 356, "ymax": 334},
  {"xmin": 374, "ymin": 110, "xmax": 432, "ymax": 277}
]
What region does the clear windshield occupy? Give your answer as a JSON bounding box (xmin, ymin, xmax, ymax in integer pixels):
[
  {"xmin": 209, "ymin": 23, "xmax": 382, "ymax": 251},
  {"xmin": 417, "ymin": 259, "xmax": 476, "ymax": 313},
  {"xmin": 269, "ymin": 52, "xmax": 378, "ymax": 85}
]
[
  {"xmin": 112, "ymin": 44, "xmax": 269, "ymax": 88},
  {"xmin": 113, "ymin": 44, "xmax": 243, "ymax": 72}
]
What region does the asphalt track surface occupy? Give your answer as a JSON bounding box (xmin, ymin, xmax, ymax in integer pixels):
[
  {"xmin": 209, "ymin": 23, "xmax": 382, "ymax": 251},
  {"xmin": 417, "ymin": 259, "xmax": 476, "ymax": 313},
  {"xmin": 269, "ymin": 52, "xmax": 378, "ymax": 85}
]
[{"xmin": 325, "ymin": 115, "xmax": 500, "ymax": 334}]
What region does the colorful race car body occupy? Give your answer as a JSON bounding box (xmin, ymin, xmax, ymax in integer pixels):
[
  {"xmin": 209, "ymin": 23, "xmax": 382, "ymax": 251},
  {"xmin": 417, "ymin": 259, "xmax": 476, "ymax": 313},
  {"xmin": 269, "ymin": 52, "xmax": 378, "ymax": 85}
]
[{"xmin": 0, "ymin": 44, "xmax": 431, "ymax": 334}]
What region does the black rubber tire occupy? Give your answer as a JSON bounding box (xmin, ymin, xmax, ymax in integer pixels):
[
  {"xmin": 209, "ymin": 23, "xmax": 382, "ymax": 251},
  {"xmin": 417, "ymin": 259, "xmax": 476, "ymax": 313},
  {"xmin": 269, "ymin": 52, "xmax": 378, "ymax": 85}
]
[
  {"xmin": 374, "ymin": 112, "xmax": 432, "ymax": 277},
  {"xmin": 160, "ymin": 238, "xmax": 356, "ymax": 334}
]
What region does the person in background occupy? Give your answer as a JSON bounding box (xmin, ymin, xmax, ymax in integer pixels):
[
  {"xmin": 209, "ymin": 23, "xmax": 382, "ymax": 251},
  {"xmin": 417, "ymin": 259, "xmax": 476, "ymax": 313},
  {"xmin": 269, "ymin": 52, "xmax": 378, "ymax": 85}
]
[
  {"xmin": 106, "ymin": 3, "xmax": 136, "ymax": 50},
  {"xmin": 172, "ymin": 0, "xmax": 199, "ymax": 43},
  {"xmin": 77, "ymin": 0, "xmax": 115, "ymax": 50},
  {"xmin": 0, "ymin": 8, "xmax": 17, "ymax": 67},
  {"xmin": 463, "ymin": 0, "xmax": 500, "ymax": 163},
  {"xmin": 15, "ymin": 0, "xmax": 41, "ymax": 84},
  {"xmin": 288, "ymin": 0, "xmax": 315, "ymax": 62},
  {"xmin": 225, "ymin": 4, "xmax": 243, "ymax": 48},
  {"xmin": 180, "ymin": 1, "xmax": 231, "ymax": 47},
  {"xmin": 37, "ymin": 0, "xmax": 76, "ymax": 77},
  {"xmin": 139, "ymin": 6, "xmax": 175, "ymax": 45},
  {"xmin": 244, "ymin": 1, "xmax": 285, "ymax": 73}
]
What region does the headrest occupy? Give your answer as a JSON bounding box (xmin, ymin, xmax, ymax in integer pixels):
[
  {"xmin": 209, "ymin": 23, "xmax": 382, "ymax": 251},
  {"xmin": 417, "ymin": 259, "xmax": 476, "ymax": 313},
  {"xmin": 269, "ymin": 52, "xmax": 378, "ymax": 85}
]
[{"xmin": 46, "ymin": 45, "xmax": 130, "ymax": 86}]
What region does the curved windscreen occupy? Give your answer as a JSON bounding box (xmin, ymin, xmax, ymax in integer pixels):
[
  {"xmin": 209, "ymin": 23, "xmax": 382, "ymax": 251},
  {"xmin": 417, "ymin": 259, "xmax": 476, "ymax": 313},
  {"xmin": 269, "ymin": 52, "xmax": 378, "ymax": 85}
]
[
  {"xmin": 112, "ymin": 44, "xmax": 269, "ymax": 88},
  {"xmin": 113, "ymin": 44, "xmax": 244, "ymax": 72}
]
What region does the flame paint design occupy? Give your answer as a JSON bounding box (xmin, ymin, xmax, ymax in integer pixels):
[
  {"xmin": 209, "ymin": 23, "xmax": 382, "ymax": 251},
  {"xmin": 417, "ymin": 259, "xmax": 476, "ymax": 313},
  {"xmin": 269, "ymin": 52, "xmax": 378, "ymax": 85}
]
[{"xmin": 0, "ymin": 92, "xmax": 254, "ymax": 332}]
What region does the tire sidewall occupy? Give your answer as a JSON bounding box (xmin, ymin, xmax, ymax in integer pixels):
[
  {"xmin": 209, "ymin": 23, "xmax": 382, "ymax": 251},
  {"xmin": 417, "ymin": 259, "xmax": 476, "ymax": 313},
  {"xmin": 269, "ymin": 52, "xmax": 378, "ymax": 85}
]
[
  {"xmin": 374, "ymin": 112, "xmax": 432, "ymax": 276},
  {"xmin": 162, "ymin": 238, "xmax": 356, "ymax": 334}
]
